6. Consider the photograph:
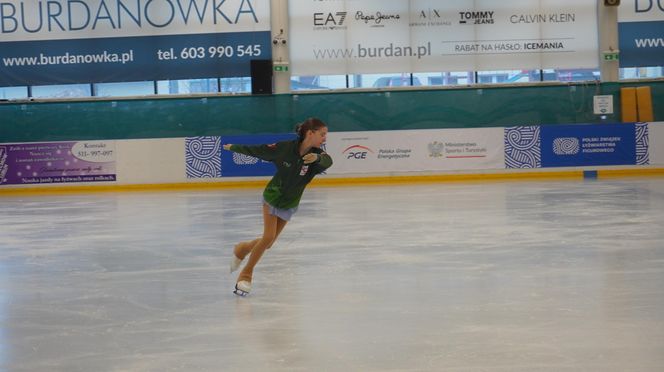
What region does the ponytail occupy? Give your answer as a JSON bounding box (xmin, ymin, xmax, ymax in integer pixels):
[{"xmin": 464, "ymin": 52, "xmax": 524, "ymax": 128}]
[{"xmin": 295, "ymin": 117, "xmax": 327, "ymax": 141}]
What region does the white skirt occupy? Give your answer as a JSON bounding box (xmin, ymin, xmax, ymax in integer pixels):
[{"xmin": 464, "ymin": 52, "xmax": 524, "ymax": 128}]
[{"xmin": 263, "ymin": 198, "xmax": 298, "ymax": 221}]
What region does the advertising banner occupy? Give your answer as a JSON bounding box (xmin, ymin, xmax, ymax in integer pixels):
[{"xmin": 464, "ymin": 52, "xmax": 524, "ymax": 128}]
[
  {"xmin": 540, "ymin": 124, "xmax": 637, "ymax": 167},
  {"xmin": 219, "ymin": 133, "xmax": 297, "ymax": 177},
  {"xmin": 505, "ymin": 123, "xmax": 650, "ymax": 169},
  {"xmin": 289, "ymin": 0, "xmax": 598, "ymax": 75},
  {"xmin": 0, "ymin": 140, "xmax": 116, "ymax": 186},
  {"xmin": 618, "ymin": 1, "xmax": 664, "ymax": 67},
  {"xmin": 325, "ymin": 128, "xmax": 504, "ymax": 174},
  {"xmin": 0, "ymin": 0, "xmax": 271, "ymax": 86}
]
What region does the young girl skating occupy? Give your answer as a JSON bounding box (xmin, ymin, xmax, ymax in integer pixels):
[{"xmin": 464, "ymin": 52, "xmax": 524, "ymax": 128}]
[{"xmin": 223, "ymin": 118, "xmax": 332, "ymax": 296}]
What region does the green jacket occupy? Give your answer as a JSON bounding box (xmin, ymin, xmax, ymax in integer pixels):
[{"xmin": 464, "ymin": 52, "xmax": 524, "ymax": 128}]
[{"xmin": 230, "ymin": 140, "xmax": 333, "ymax": 209}]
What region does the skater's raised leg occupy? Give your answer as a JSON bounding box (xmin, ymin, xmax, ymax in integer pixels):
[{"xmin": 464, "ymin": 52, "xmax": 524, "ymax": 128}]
[
  {"xmin": 234, "ymin": 239, "xmax": 259, "ymax": 260},
  {"xmin": 230, "ymin": 238, "xmax": 259, "ymax": 273}
]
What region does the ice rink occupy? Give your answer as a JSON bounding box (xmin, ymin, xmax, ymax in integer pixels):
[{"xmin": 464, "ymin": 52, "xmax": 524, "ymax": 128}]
[{"xmin": 2, "ymin": 178, "xmax": 664, "ymax": 371}]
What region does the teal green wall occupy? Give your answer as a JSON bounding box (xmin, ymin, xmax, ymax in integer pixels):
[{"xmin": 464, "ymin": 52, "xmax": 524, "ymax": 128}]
[{"xmin": 1, "ymin": 81, "xmax": 662, "ymax": 143}]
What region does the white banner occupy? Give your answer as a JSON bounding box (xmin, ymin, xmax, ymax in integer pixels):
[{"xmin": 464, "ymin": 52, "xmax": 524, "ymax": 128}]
[
  {"xmin": 650, "ymin": 122, "xmax": 664, "ymax": 165},
  {"xmin": 289, "ymin": 0, "xmax": 598, "ymax": 75},
  {"xmin": 618, "ymin": 0, "xmax": 664, "ymax": 22},
  {"xmin": 325, "ymin": 128, "xmax": 505, "ymax": 175},
  {"xmin": 0, "ymin": 0, "xmax": 270, "ymax": 42},
  {"xmin": 617, "ymin": 1, "xmax": 664, "ymax": 68}
]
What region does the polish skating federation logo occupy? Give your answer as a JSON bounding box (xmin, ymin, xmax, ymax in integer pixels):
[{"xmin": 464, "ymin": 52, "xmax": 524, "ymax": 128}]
[{"xmin": 553, "ymin": 137, "xmax": 580, "ymax": 155}]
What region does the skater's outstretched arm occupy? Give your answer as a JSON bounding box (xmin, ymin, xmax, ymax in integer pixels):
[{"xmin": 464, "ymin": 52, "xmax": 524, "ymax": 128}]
[{"xmin": 223, "ymin": 142, "xmax": 279, "ymax": 162}]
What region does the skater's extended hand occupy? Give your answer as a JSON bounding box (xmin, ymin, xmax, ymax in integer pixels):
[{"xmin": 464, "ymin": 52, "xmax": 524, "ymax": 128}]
[
  {"xmin": 223, "ymin": 144, "xmax": 233, "ymax": 151},
  {"xmin": 302, "ymin": 153, "xmax": 319, "ymax": 164}
]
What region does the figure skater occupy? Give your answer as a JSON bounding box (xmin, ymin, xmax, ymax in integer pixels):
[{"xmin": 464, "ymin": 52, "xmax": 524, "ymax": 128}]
[{"xmin": 222, "ymin": 118, "xmax": 332, "ymax": 296}]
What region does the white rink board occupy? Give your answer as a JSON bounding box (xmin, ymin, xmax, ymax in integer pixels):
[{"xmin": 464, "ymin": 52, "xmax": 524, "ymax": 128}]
[
  {"xmin": 650, "ymin": 122, "xmax": 664, "ymax": 165},
  {"xmin": 325, "ymin": 128, "xmax": 505, "ymax": 175},
  {"xmin": 116, "ymin": 138, "xmax": 186, "ymax": 184}
]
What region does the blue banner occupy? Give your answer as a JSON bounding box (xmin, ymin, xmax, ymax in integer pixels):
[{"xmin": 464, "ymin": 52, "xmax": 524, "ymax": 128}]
[
  {"xmin": 221, "ymin": 133, "xmax": 296, "ymax": 177},
  {"xmin": 541, "ymin": 124, "xmax": 637, "ymax": 167},
  {"xmin": 618, "ymin": 20, "xmax": 664, "ymax": 68},
  {"xmin": 0, "ymin": 31, "xmax": 271, "ymax": 86}
]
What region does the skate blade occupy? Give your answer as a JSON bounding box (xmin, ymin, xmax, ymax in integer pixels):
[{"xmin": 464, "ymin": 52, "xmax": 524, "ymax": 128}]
[{"xmin": 233, "ymin": 284, "xmax": 249, "ymax": 297}]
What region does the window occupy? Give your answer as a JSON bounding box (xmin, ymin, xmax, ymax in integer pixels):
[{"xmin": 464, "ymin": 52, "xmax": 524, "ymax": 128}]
[
  {"xmin": 476, "ymin": 70, "xmax": 518, "ymax": 84},
  {"xmin": 290, "ymin": 75, "xmax": 339, "ymax": 90},
  {"xmin": 220, "ymin": 77, "xmax": 251, "ymax": 93},
  {"xmin": 349, "ymin": 73, "xmax": 419, "ymax": 88},
  {"xmin": 31, "ymin": 84, "xmax": 91, "ymax": 99},
  {"xmin": 620, "ymin": 67, "xmax": 663, "ymax": 79},
  {"xmin": 0, "ymin": 86, "xmax": 28, "ymax": 100},
  {"xmin": 157, "ymin": 78, "xmax": 220, "ymax": 95},
  {"xmin": 95, "ymin": 81, "xmax": 155, "ymax": 97},
  {"xmin": 414, "ymin": 72, "xmax": 474, "ymax": 86},
  {"xmin": 544, "ymin": 69, "xmax": 599, "ymax": 82}
]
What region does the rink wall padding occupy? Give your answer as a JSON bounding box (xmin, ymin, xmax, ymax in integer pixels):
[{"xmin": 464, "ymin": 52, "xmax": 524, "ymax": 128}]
[
  {"xmin": 1, "ymin": 81, "xmax": 664, "ymax": 144},
  {"xmin": 1, "ymin": 122, "xmax": 664, "ymax": 193}
]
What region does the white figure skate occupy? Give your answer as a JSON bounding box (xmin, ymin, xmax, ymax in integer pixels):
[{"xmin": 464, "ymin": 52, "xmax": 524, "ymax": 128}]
[{"xmin": 234, "ymin": 281, "xmax": 251, "ymax": 296}]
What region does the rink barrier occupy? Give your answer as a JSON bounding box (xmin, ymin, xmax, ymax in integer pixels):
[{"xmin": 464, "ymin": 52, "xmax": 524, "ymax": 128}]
[
  {"xmin": 1, "ymin": 81, "xmax": 663, "ymax": 144},
  {"xmin": 2, "ymin": 122, "xmax": 663, "ymax": 193},
  {"xmin": 2, "ymin": 168, "xmax": 664, "ymax": 195}
]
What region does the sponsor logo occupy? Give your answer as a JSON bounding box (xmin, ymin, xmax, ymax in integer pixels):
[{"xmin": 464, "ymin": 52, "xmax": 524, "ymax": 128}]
[
  {"xmin": 428, "ymin": 141, "xmax": 444, "ymax": 157},
  {"xmin": 314, "ymin": 12, "xmax": 348, "ymax": 30},
  {"xmin": 232, "ymin": 153, "xmax": 259, "ymax": 165},
  {"xmin": 442, "ymin": 142, "xmax": 488, "ymax": 158},
  {"xmin": 510, "ymin": 13, "xmax": 576, "ymax": 24},
  {"xmin": 524, "ymin": 42, "xmax": 564, "ymax": 50},
  {"xmin": 377, "ymin": 148, "xmax": 411, "ymax": 159},
  {"xmin": 343, "ymin": 145, "xmax": 374, "ymax": 159},
  {"xmin": 553, "ymin": 137, "xmax": 580, "ymax": 155},
  {"xmin": 411, "ymin": 8, "xmax": 452, "ymax": 27},
  {"xmin": 355, "ymin": 11, "xmax": 401, "ymax": 28},
  {"xmin": 459, "ymin": 11, "xmax": 494, "ymax": 25},
  {"xmin": 427, "ymin": 140, "xmax": 490, "ymax": 158}
]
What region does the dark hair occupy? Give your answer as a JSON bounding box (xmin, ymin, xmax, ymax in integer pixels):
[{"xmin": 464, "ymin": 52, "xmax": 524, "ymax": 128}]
[{"xmin": 295, "ymin": 117, "xmax": 327, "ymax": 140}]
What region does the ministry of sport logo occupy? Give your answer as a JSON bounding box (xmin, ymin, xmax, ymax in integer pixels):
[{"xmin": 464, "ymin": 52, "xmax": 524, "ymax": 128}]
[
  {"xmin": 428, "ymin": 141, "xmax": 444, "ymax": 157},
  {"xmin": 553, "ymin": 137, "xmax": 580, "ymax": 155},
  {"xmin": 343, "ymin": 145, "xmax": 374, "ymax": 159}
]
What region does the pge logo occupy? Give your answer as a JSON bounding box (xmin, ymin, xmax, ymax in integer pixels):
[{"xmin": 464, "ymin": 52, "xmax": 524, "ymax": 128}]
[{"xmin": 343, "ymin": 145, "xmax": 374, "ymax": 159}]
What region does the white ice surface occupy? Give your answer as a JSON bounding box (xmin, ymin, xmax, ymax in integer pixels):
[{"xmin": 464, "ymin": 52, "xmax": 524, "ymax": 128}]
[{"xmin": 1, "ymin": 179, "xmax": 664, "ymax": 371}]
